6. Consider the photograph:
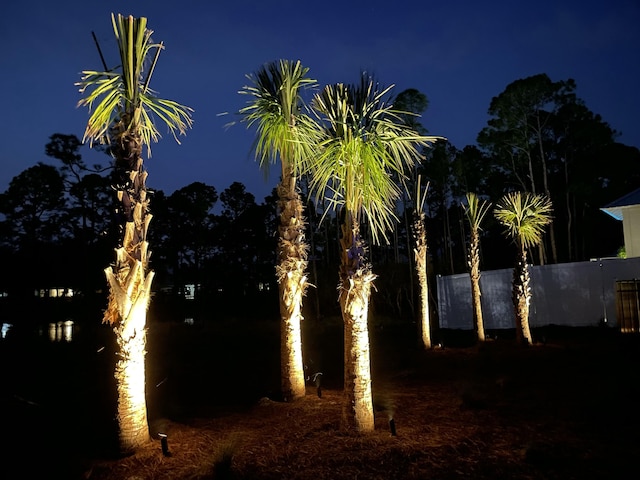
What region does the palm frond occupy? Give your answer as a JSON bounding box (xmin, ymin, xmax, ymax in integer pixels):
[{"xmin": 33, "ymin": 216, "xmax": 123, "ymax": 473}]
[
  {"xmin": 494, "ymin": 191, "xmax": 553, "ymax": 249},
  {"xmin": 77, "ymin": 13, "xmax": 193, "ymax": 156},
  {"xmin": 238, "ymin": 59, "xmax": 318, "ymax": 175},
  {"xmin": 308, "ymin": 75, "xmax": 442, "ymax": 244},
  {"xmin": 141, "ymin": 94, "xmax": 194, "ymax": 143},
  {"xmin": 463, "ymin": 192, "xmax": 492, "ymax": 231}
]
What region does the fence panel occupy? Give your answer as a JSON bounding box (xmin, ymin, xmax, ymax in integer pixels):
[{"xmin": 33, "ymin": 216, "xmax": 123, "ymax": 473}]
[{"xmin": 436, "ymin": 257, "xmax": 640, "ymax": 330}]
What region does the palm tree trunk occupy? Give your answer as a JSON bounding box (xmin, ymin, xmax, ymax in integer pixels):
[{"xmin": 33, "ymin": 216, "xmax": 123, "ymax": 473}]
[
  {"xmin": 536, "ymin": 116, "xmax": 558, "ymax": 264},
  {"xmin": 413, "ymin": 211, "xmax": 431, "ymax": 349},
  {"xmin": 109, "ymin": 263, "xmax": 154, "ymax": 453},
  {"xmin": 339, "ymin": 214, "xmax": 375, "ymax": 432},
  {"xmin": 104, "ymin": 133, "xmax": 153, "ymax": 453},
  {"xmin": 512, "ymin": 247, "xmax": 532, "ymax": 345},
  {"xmin": 444, "ymin": 201, "xmax": 454, "ymax": 274},
  {"xmin": 404, "ymin": 198, "xmax": 415, "ymax": 316},
  {"xmin": 469, "ymin": 230, "xmax": 485, "ymax": 342},
  {"xmin": 564, "ymin": 157, "xmax": 574, "ymax": 261},
  {"xmin": 276, "ymin": 170, "xmax": 308, "ymax": 401},
  {"xmin": 308, "ymin": 207, "xmax": 321, "ymax": 321}
]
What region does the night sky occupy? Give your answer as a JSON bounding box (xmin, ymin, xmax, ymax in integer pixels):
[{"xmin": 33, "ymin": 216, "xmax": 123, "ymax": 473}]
[{"xmin": 2, "ymin": 0, "xmax": 638, "ymax": 202}]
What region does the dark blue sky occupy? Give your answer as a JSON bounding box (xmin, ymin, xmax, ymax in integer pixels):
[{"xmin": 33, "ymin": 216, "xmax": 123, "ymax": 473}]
[{"xmin": 2, "ymin": 0, "xmax": 638, "ymax": 202}]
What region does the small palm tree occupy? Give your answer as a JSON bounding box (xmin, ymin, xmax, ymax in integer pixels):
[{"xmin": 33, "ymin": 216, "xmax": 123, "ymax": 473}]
[
  {"xmin": 308, "ymin": 74, "xmax": 439, "ymax": 431},
  {"xmin": 238, "ymin": 60, "xmax": 318, "ymax": 401},
  {"xmin": 77, "ymin": 13, "xmax": 192, "ymax": 453},
  {"xmin": 462, "ymin": 192, "xmax": 492, "ymax": 343},
  {"xmin": 494, "ymin": 192, "xmax": 552, "ymax": 345},
  {"xmin": 412, "ymin": 175, "xmax": 432, "ymax": 349}
]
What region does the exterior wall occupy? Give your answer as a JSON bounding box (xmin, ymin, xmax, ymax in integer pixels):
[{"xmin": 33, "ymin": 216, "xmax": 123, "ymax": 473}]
[{"xmin": 622, "ymin": 205, "xmax": 640, "ymax": 258}]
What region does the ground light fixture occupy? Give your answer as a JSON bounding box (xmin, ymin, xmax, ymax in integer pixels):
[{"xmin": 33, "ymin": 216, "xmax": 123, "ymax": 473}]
[
  {"xmin": 158, "ymin": 433, "xmax": 171, "ymax": 457},
  {"xmin": 389, "ymin": 416, "xmax": 397, "ymax": 436}
]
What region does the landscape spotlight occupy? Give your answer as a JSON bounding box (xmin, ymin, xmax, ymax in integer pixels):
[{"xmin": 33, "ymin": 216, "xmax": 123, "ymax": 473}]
[{"xmin": 158, "ymin": 433, "xmax": 171, "ymax": 457}]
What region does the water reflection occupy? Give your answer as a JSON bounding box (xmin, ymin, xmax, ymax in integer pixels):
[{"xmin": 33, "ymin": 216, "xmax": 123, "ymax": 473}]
[
  {"xmin": 48, "ymin": 320, "xmax": 75, "ymax": 342},
  {"xmin": 1, "ymin": 323, "xmax": 12, "ymax": 338}
]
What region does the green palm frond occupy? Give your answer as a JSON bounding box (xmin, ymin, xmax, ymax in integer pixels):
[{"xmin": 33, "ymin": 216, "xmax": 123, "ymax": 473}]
[
  {"xmin": 494, "ymin": 191, "xmax": 553, "ymax": 249},
  {"xmin": 76, "ymin": 13, "xmax": 193, "ymax": 156},
  {"xmin": 463, "ymin": 192, "xmax": 492, "ymax": 230},
  {"xmin": 308, "ymin": 75, "xmax": 442, "ymax": 244},
  {"xmin": 238, "ymin": 59, "xmax": 318, "ymax": 175}
]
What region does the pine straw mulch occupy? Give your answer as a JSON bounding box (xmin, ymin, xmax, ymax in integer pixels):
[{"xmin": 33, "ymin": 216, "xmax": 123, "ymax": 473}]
[{"xmin": 83, "ymin": 337, "xmax": 640, "ymax": 480}]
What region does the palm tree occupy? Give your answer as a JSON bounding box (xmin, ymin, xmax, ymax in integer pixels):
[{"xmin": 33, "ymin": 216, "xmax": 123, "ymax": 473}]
[
  {"xmin": 308, "ymin": 74, "xmax": 439, "ymax": 431},
  {"xmin": 77, "ymin": 13, "xmax": 192, "ymax": 453},
  {"xmin": 494, "ymin": 192, "xmax": 552, "ymax": 346},
  {"xmin": 412, "ymin": 175, "xmax": 432, "ymax": 349},
  {"xmin": 238, "ymin": 60, "xmax": 317, "ymax": 401},
  {"xmin": 462, "ymin": 192, "xmax": 492, "ymax": 343}
]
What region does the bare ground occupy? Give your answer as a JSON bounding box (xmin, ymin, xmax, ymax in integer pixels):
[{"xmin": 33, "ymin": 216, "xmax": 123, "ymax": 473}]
[{"xmin": 2, "ymin": 321, "xmax": 639, "ymax": 479}]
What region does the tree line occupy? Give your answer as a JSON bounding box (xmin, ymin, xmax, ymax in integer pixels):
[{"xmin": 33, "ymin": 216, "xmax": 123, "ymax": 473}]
[
  {"xmin": 0, "ymin": 132, "xmax": 427, "ymax": 320},
  {"xmin": 1, "ymin": 77, "xmax": 637, "ymax": 317},
  {"xmin": 0, "ymin": 138, "xmax": 278, "ymax": 318}
]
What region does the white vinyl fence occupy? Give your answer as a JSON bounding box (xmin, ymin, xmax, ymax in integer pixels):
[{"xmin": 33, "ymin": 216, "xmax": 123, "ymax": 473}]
[{"xmin": 436, "ymin": 257, "xmax": 640, "ymax": 330}]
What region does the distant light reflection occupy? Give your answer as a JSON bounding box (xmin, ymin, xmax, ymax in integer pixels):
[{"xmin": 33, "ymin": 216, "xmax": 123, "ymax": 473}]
[
  {"xmin": 63, "ymin": 320, "xmax": 73, "ymax": 342},
  {"xmin": 1, "ymin": 323, "xmax": 12, "ymax": 338},
  {"xmin": 47, "ymin": 320, "xmax": 75, "ymax": 342},
  {"xmin": 48, "ymin": 323, "xmax": 57, "ymax": 341}
]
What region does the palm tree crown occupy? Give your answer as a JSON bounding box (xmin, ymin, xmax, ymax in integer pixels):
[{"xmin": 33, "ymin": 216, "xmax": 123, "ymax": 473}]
[
  {"xmin": 464, "ymin": 192, "xmax": 492, "ymax": 232},
  {"xmin": 77, "ymin": 13, "xmax": 193, "ymax": 157},
  {"xmin": 309, "ymin": 74, "xmax": 440, "ymax": 244},
  {"xmin": 494, "ymin": 191, "xmax": 553, "ymax": 250},
  {"xmin": 239, "ymin": 59, "xmax": 318, "ymax": 177}
]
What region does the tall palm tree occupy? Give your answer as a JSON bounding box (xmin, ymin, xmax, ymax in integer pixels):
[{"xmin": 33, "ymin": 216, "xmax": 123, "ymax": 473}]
[
  {"xmin": 77, "ymin": 13, "xmax": 193, "ymax": 453},
  {"xmin": 308, "ymin": 74, "xmax": 439, "ymax": 431},
  {"xmin": 238, "ymin": 60, "xmax": 317, "ymax": 401},
  {"xmin": 412, "ymin": 175, "xmax": 432, "ymax": 349},
  {"xmin": 494, "ymin": 192, "xmax": 552, "ymax": 346},
  {"xmin": 462, "ymin": 192, "xmax": 492, "ymax": 343}
]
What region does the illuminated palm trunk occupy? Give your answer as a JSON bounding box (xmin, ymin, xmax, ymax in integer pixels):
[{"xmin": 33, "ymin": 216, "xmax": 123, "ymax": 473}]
[
  {"xmin": 276, "ymin": 169, "xmax": 308, "ymax": 401},
  {"xmin": 108, "ymin": 259, "xmax": 154, "ymax": 452},
  {"xmin": 413, "ymin": 211, "xmax": 431, "ymax": 349},
  {"xmin": 469, "ymin": 229, "xmax": 485, "ymax": 342},
  {"xmin": 104, "ymin": 133, "xmax": 153, "ymax": 453},
  {"xmin": 339, "ymin": 216, "xmax": 375, "ymax": 432},
  {"xmin": 512, "ymin": 246, "xmax": 532, "ymax": 345}
]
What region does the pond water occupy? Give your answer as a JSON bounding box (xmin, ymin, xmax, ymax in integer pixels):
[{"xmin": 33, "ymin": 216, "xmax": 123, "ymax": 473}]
[
  {"xmin": 1, "ymin": 316, "xmax": 200, "ymax": 342},
  {"xmin": 0, "ymin": 321, "xmax": 109, "ymax": 479},
  {"xmin": 2, "ymin": 320, "xmax": 77, "ymax": 340},
  {"xmin": 0, "ymin": 314, "xmax": 213, "ymax": 476}
]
